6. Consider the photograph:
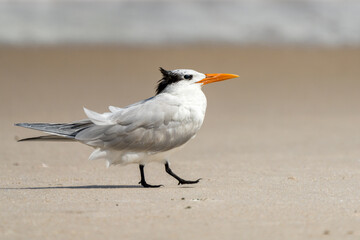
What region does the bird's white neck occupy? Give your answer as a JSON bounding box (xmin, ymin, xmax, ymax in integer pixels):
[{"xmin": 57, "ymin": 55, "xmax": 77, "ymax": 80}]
[
  {"xmin": 164, "ymin": 81, "xmax": 206, "ymax": 102},
  {"xmin": 159, "ymin": 82, "xmax": 207, "ymax": 121}
]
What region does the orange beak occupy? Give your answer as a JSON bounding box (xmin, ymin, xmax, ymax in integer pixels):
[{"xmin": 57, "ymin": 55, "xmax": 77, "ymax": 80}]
[{"xmin": 197, "ymin": 73, "xmax": 239, "ymax": 85}]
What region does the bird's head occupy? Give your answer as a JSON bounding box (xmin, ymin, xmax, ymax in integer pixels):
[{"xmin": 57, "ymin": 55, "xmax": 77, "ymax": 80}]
[{"xmin": 156, "ymin": 68, "xmax": 239, "ymax": 95}]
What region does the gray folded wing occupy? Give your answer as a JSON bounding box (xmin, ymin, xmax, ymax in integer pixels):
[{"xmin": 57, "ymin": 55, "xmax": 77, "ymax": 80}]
[{"xmin": 76, "ymin": 99, "xmax": 199, "ymax": 152}]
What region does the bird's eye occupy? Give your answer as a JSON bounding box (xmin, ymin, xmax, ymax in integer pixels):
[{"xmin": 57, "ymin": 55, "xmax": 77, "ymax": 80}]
[{"xmin": 184, "ymin": 75, "xmax": 193, "ymax": 80}]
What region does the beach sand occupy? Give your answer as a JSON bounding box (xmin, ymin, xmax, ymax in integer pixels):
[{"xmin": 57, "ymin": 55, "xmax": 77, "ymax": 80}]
[{"xmin": 1, "ymin": 46, "xmax": 360, "ymax": 239}]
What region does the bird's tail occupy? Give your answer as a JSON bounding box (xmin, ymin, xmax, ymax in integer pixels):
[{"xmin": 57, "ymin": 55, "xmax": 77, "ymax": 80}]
[{"xmin": 15, "ymin": 120, "xmax": 93, "ymax": 142}]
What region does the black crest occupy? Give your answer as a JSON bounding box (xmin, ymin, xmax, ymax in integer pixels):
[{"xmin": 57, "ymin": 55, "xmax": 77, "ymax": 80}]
[{"xmin": 156, "ymin": 67, "xmax": 182, "ymax": 95}]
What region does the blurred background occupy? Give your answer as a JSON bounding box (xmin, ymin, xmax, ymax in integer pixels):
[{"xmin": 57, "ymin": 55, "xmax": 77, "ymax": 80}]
[
  {"xmin": 1, "ymin": 0, "xmax": 359, "ymax": 112},
  {"xmin": 1, "ymin": 0, "xmax": 360, "ymax": 46},
  {"xmin": 1, "ymin": 0, "xmax": 359, "ymax": 130},
  {"xmin": 2, "ymin": 0, "xmax": 360, "ymax": 173},
  {"xmin": 2, "ymin": 1, "xmax": 360, "ymax": 239}
]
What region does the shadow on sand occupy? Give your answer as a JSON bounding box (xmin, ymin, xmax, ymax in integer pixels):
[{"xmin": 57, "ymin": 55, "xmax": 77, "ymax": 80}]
[{"xmin": 1, "ymin": 185, "xmax": 142, "ymax": 190}]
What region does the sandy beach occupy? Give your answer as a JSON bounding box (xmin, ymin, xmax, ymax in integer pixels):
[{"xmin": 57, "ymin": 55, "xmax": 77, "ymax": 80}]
[{"xmin": 1, "ymin": 46, "xmax": 360, "ymax": 239}]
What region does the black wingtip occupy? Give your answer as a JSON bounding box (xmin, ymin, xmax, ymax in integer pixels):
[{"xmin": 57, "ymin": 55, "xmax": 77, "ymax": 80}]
[
  {"xmin": 15, "ymin": 123, "xmax": 26, "ymax": 127},
  {"xmin": 15, "ymin": 136, "xmax": 39, "ymax": 142},
  {"xmin": 15, "ymin": 135, "xmax": 75, "ymax": 142},
  {"xmin": 17, "ymin": 137, "xmax": 36, "ymax": 142}
]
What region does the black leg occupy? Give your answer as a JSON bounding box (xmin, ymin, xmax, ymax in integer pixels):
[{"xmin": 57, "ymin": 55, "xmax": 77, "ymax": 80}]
[
  {"xmin": 165, "ymin": 161, "xmax": 201, "ymax": 185},
  {"xmin": 138, "ymin": 164, "xmax": 163, "ymax": 188}
]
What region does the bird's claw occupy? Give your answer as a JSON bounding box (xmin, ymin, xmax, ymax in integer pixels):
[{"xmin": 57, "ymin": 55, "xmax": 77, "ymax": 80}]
[
  {"xmin": 178, "ymin": 178, "xmax": 202, "ymax": 185},
  {"xmin": 139, "ymin": 181, "xmax": 163, "ymax": 188}
]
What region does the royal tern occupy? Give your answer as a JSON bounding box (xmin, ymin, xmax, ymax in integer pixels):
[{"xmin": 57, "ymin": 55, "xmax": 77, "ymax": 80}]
[{"xmin": 16, "ymin": 68, "xmax": 239, "ymax": 187}]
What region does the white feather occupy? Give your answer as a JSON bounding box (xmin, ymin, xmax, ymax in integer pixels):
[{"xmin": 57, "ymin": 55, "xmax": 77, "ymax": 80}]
[
  {"xmin": 83, "ymin": 107, "xmax": 114, "ymax": 125},
  {"xmin": 108, "ymin": 106, "xmax": 123, "ymax": 113},
  {"xmin": 89, "ymin": 148, "xmax": 106, "ymax": 161}
]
